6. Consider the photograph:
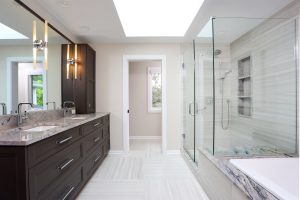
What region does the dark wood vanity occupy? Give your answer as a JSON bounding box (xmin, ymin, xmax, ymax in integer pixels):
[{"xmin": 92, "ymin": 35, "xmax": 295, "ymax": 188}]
[{"xmin": 0, "ymin": 114, "xmax": 110, "ymax": 200}]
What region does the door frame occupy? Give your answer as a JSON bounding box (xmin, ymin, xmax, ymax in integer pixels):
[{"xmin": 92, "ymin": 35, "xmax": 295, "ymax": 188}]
[
  {"xmin": 123, "ymin": 55, "xmax": 167, "ymax": 154},
  {"xmin": 6, "ymin": 56, "xmax": 46, "ymax": 113}
]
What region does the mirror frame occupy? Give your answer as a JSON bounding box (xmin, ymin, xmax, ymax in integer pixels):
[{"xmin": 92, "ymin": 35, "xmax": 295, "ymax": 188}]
[{"xmin": 15, "ymin": 0, "xmax": 74, "ymax": 44}]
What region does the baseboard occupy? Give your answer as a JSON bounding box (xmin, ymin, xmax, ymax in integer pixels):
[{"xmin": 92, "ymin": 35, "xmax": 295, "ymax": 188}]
[
  {"xmin": 108, "ymin": 150, "xmax": 125, "ymax": 155},
  {"xmin": 166, "ymin": 150, "xmax": 181, "ymax": 155},
  {"xmin": 129, "ymin": 136, "xmax": 162, "ymax": 140}
]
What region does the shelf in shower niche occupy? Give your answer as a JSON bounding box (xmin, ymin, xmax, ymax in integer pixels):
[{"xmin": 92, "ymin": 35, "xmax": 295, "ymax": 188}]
[
  {"xmin": 238, "ymin": 76, "xmax": 251, "ymax": 80},
  {"xmin": 238, "ymin": 55, "xmax": 252, "ymax": 118}
]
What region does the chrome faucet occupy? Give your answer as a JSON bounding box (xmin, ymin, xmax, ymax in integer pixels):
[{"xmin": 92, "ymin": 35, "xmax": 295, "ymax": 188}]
[
  {"xmin": 63, "ymin": 101, "xmax": 76, "ymax": 117},
  {"xmin": 17, "ymin": 103, "xmax": 33, "ymax": 126},
  {"xmin": 0, "ymin": 103, "xmax": 7, "ymax": 115},
  {"xmin": 46, "ymin": 101, "xmax": 56, "ymax": 110}
]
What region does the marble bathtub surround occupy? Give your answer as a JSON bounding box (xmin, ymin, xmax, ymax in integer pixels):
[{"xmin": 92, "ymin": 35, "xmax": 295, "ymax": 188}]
[
  {"xmin": 0, "ymin": 112, "xmax": 109, "ymax": 146},
  {"xmin": 195, "ymin": 149, "xmax": 288, "ymax": 200}
]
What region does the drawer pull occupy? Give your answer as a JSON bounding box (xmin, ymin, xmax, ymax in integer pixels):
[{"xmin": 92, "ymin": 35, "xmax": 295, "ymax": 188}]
[
  {"xmin": 94, "ymin": 154, "xmax": 102, "ymax": 163},
  {"xmin": 56, "ymin": 136, "xmax": 73, "ymax": 144},
  {"xmin": 94, "ymin": 123, "xmax": 100, "ymax": 127},
  {"xmin": 58, "ymin": 158, "xmax": 74, "ymax": 171},
  {"xmin": 61, "ymin": 186, "xmax": 75, "ymax": 200},
  {"xmin": 94, "ymin": 137, "xmax": 100, "ymax": 143}
]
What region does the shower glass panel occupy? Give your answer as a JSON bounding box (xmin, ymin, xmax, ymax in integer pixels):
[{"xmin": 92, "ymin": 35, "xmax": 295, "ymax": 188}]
[
  {"xmin": 182, "ymin": 42, "xmax": 196, "ymax": 160},
  {"xmin": 213, "ymin": 17, "xmax": 298, "ymax": 156},
  {"xmin": 194, "ymin": 38, "xmax": 214, "ymax": 162}
]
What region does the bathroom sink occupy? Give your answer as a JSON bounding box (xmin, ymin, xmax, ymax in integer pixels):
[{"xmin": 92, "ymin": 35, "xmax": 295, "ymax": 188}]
[{"xmin": 24, "ymin": 126, "xmax": 58, "ymax": 132}]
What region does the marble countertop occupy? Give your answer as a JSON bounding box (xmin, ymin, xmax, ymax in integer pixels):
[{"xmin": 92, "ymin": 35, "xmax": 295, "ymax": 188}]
[{"xmin": 0, "ymin": 112, "xmax": 109, "ymax": 146}]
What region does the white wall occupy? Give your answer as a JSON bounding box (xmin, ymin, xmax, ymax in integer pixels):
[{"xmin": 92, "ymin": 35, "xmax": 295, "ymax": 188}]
[
  {"xmin": 94, "ymin": 43, "xmax": 181, "ymax": 151},
  {"xmin": 129, "ymin": 61, "xmax": 162, "ymax": 137}
]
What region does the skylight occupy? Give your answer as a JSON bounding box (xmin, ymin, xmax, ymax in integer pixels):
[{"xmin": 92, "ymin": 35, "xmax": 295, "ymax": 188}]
[
  {"xmin": 113, "ymin": 0, "xmax": 204, "ymax": 37},
  {"xmin": 0, "ymin": 22, "xmax": 28, "ymax": 39},
  {"xmin": 197, "ymin": 18, "xmax": 212, "ymax": 38}
]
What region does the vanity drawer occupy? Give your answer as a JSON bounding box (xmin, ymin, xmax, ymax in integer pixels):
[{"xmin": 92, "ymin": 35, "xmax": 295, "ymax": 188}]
[
  {"xmin": 82, "ymin": 118, "xmax": 103, "ymax": 135},
  {"xmin": 38, "ymin": 165, "xmax": 83, "ymax": 200},
  {"xmin": 82, "ymin": 127, "xmax": 104, "ymax": 156},
  {"xmin": 29, "ymin": 140, "xmax": 82, "ymax": 199},
  {"xmin": 28, "ymin": 126, "xmax": 81, "ymax": 167},
  {"xmin": 83, "ymin": 144, "xmax": 105, "ymax": 180}
]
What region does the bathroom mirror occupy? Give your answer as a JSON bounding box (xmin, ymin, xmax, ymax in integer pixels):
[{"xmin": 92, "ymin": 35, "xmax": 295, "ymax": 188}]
[{"xmin": 0, "ymin": 0, "xmax": 71, "ymax": 115}]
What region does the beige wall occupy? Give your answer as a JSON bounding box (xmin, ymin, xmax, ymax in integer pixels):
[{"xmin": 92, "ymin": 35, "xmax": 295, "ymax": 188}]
[
  {"xmin": 93, "ymin": 43, "xmax": 181, "ymax": 151},
  {"xmin": 129, "ymin": 61, "xmax": 162, "ymax": 137}
]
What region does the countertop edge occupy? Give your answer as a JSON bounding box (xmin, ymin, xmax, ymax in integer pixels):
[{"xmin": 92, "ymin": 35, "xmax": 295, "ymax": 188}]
[{"xmin": 0, "ymin": 113, "xmax": 110, "ymax": 146}]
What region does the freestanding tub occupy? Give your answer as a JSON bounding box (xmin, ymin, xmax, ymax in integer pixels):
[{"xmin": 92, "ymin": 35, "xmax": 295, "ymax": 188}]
[{"xmin": 230, "ymin": 158, "xmax": 299, "ymax": 200}]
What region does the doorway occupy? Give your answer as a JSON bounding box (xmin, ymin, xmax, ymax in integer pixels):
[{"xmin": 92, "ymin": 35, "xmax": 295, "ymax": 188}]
[
  {"xmin": 129, "ymin": 60, "xmax": 162, "ymax": 152},
  {"xmin": 6, "ymin": 57, "xmax": 46, "ymax": 114},
  {"xmin": 123, "ymin": 55, "xmax": 167, "ymax": 154}
]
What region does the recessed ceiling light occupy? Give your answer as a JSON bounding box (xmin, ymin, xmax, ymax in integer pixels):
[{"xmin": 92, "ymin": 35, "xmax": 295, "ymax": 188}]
[
  {"xmin": 197, "ymin": 18, "xmax": 212, "ymax": 38},
  {"xmin": 0, "ymin": 22, "xmax": 28, "ymax": 39},
  {"xmin": 113, "ymin": 0, "xmax": 204, "ymax": 37},
  {"xmin": 57, "ymin": 0, "xmax": 71, "ymax": 8}
]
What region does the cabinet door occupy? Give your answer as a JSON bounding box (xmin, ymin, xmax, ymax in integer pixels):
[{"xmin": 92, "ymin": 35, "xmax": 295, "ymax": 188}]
[
  {"xmin": 73, "ymin": 44, "xmax": 87, "ymax": 114},
  {"xmin": 0, "ymin": 147, "xmax": 28, "ymax": 200},
  {"xmin": 86, "ymin": 45, "xmax": 96, "ymax": 113},
  {"xmin": 61, "ymin": 44, "xmax": 96, "ymax": 114}
]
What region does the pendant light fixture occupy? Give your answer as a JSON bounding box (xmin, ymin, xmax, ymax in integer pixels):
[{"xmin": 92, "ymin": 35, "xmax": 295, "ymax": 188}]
[
  {"xmin": 74, "ymin": 44, "xmax": 78, "ymax": 79},
  {"xmin": 32, "ymin": 20, "xmax": 48, "ymax": 70},
  {"xmin": 66, "ymin": 44, "xmax": 70, "ymax": 79},
  {"xmin": 66, "ymin": 44, "xmax": 78, "ymax": 80},
  {"xmin": 44, "ymin": 20, "xmax": 48, "ymax": 70},
  {"xmin": 32, "ymin": 20, "xmax": 37, "ymax": 69}
]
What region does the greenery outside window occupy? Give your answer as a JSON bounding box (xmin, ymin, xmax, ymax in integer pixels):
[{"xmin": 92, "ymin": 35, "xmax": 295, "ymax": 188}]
[
  {"xmin": 148, "ymin": 67, "xmax": 162, "ymax": 112},
  {"xmin": 31, "ymin": 75, "xmax": 43, "ymax": 108}
]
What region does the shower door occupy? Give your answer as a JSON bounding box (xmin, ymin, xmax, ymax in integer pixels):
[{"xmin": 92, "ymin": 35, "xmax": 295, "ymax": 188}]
[
  {"xmin": 194, "ymin": 38, "xmax": 214, "ymax": 163},
  {"xmin": 182, "ymin": 42, "xmax": 196, "ymax": 160}
]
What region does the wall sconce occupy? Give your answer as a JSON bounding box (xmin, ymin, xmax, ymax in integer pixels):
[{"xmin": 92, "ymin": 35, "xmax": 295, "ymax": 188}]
[
  {"xmin": 32, "ymin": 20, "xmax": 48, "ymax": 70},
  {"xmin": 66, "ymin": 44, "xmax": 78, "ymax": 79}
]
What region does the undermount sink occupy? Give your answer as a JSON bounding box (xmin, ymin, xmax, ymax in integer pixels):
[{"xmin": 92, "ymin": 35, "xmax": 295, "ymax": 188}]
[{"xmin": 24, "ymin": 126, "xmax": 58, "ymax": 132}]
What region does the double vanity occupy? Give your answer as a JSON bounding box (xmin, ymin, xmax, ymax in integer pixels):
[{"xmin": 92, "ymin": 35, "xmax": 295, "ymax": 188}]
[
  {"xmin": 0, "ymin": 112, "xmax": 110, "ymax": 200},
  {"xmin": 0, "ymin": 1, "xmax": 108, "ymax": 199}
]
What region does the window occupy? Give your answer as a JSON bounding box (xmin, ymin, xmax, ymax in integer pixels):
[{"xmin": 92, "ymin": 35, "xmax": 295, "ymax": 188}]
[
  {"xmin": 31, "ymin": 75, "xmax": 44, "ymax": 108},
  {"xmin": 148, "ymin": 67, "xmax": 162, "ymax": 112}
]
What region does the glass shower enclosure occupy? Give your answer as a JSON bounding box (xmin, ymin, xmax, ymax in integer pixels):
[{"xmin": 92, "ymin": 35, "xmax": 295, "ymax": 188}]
[{"xmin": 182, "ymin": 16, "xmax": 298, "ymax": 162}]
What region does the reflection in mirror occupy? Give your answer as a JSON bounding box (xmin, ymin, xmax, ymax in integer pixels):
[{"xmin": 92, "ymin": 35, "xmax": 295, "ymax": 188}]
[{"xmin": 0, "ymin": 0, "xmax": 70, "ymax": 115}]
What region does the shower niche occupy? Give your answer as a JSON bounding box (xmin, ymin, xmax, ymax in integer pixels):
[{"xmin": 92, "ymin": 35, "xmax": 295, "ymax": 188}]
[{"xmin": 238, "ymin": 56, "xmax": 252, "ymax": 117}]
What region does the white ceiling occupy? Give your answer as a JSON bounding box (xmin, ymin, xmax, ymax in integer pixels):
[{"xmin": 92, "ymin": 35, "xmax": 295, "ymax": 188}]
[
  {"xmin": 0, "ymin": 0, "xmax": 68, "ymax": 45},
  {"xmin": 29, "ymin": 0, "xmax": 294, "ymax": 44}
]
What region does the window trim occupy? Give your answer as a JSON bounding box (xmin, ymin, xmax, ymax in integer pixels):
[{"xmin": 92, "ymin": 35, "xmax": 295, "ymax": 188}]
[{"xmin": 147, "ymin": 66, "xmax": 162, "ymax": 113}]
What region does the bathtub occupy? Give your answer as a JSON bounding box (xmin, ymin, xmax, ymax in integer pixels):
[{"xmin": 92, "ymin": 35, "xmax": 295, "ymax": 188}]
[{"xmin": 230, "ymin": 158, "xmax": 299, "ymax": 200}]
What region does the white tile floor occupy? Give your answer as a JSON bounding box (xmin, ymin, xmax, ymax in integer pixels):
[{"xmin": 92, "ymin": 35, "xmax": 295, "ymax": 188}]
[{"xmin": 77, "ymin": 139, "xmax": 208, "ymax": 200}]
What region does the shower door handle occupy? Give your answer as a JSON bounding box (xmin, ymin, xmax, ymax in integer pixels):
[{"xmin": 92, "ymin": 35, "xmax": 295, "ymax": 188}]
[
  {"xmin": 189, "ymin": 102, "xmax": 206, "ymax": 116},
  {"xmin": 189, "ymin": 103, "xmax": 196, "ymax": 116}
]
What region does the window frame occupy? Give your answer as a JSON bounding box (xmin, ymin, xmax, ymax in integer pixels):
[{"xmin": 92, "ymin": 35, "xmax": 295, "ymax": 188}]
[{"xmin": 147, "ymin": 66, "xmax": 162, "ymax": 113}]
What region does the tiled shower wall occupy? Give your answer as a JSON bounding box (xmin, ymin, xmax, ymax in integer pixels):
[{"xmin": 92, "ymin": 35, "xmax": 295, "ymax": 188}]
[{"xmin": 229, "ymin": 17, "xmax": 298, "ymax": 154}]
